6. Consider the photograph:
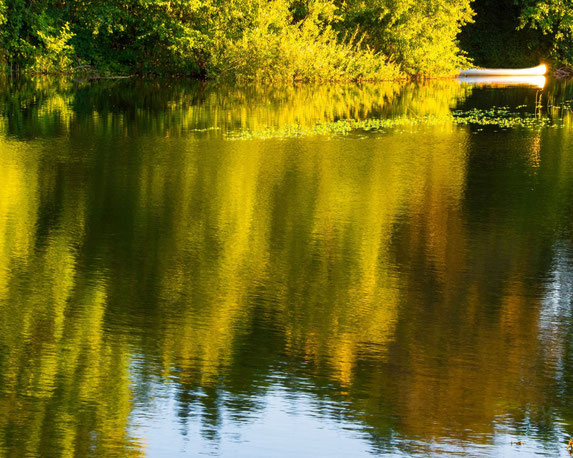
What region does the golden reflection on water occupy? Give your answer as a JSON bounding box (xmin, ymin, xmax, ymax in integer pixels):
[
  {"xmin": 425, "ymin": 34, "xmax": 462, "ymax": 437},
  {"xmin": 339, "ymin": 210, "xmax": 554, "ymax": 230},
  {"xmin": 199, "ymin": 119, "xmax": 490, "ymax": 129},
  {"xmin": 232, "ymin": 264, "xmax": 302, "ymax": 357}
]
[
  {"xmin": 458, "ymin": 75, "xmax": 547, "ymax": 89},
  {"xmin": 0, "ymin": 77, "xmax": 471, "ymax": 137},
  {"xmin": 0, "ymin": 78, "xmax": 573, "ymax": 455},
  {"xmin": 0, "ymin": 140, "xmax": 143, "ymax": 455}
]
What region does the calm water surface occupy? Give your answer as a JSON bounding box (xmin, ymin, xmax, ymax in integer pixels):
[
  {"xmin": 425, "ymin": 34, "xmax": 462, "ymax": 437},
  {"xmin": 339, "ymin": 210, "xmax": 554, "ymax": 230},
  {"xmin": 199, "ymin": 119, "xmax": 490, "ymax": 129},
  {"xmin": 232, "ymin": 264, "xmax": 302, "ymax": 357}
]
[{"xmin": 1, "ymin": 77, "xmax": 573, "ymax": 456}]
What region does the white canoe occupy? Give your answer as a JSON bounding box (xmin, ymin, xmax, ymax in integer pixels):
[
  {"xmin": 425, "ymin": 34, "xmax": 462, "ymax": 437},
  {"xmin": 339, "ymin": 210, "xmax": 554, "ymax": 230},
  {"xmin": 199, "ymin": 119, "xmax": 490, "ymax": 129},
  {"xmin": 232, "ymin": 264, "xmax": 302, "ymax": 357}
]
[{"xmin": 459, "ymin": 64, "xmax": 547, "ymax": 77}]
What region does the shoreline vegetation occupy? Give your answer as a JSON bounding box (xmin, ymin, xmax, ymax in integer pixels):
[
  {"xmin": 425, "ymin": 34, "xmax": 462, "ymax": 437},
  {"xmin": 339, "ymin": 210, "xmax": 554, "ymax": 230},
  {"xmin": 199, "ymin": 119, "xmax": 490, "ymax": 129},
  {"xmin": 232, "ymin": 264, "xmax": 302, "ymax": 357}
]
[{"xmin": 0, "ymin": 0, "xmax": 572, "ymax": 82}]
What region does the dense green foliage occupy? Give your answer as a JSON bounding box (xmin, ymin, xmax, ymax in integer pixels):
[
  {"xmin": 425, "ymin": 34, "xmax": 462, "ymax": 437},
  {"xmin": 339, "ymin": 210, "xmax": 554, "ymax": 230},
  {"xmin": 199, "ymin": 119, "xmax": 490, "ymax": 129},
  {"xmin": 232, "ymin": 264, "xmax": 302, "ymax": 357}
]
[
  {"xmin": 0, "ymin": 0, "xmax": 474, "ymax": 80},
  {"xmin": 340, "ymin": 0, "xmax": 474, "ymax": 76},
  {"xmin": 519, "ymin": 0, "xmax": 573, "ymax": 66},
  {"xmin": 459, "ymin": 0, "xmax": 547, "ymax": 68},
  {"xmin": 460, "ymin": 0, "xmax": 573, "ymax": 69},
  {"xmin": 2, "ymin": 0, "xmax": 573, "ymax": 80}
]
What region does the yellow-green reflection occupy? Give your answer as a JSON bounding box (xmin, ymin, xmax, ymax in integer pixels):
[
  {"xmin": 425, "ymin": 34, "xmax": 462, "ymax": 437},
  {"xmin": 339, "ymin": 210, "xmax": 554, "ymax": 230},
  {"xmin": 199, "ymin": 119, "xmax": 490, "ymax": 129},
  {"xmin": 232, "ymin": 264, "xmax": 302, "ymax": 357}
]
[
  {"xmin": 1, "ymin": 79, "xmax": 573, "ymax": 456},
  {"xmin": 0, "ymin": 137, "xmax": 143, "ymax": 456},
  {"xmin": 458, "ymin": 75, "xmax": 547, "ymax": 88},
  {"xmin": 0, "ymin": 77, "xmax": 471, "ymax": 139}
]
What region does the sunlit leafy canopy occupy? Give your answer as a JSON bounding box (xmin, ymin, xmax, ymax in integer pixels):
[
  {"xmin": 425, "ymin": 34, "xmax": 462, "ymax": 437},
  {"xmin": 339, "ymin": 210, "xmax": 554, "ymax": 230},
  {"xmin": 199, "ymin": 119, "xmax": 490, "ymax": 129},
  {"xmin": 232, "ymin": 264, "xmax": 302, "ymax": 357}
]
[
  {"xmin": 339, "ymin": 0, "xmax": 474, "ymax": 75},
  {"xmin": 519, "ymin": 0, "xmax": 573, "ymax": 65},
  {"xmin": 0, "ymin": 0, "xmax": 474, "ymax": 79}
]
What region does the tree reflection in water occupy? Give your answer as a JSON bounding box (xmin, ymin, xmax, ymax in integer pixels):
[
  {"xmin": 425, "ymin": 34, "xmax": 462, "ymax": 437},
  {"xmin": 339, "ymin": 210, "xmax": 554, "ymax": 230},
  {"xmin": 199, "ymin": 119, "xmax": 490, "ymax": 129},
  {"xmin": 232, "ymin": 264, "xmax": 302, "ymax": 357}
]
[{"xmin": 1, "ymin": 78, "xmax": 573, "ymax": 456}]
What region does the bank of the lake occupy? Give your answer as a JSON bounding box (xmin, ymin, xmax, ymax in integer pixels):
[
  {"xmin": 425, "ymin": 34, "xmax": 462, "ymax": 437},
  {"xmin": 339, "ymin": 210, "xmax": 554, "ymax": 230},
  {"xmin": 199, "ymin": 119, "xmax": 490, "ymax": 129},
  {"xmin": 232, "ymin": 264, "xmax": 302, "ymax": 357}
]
[{"xmin": 2, "ymin": 0, "xmax": 573, "ymax": 82}]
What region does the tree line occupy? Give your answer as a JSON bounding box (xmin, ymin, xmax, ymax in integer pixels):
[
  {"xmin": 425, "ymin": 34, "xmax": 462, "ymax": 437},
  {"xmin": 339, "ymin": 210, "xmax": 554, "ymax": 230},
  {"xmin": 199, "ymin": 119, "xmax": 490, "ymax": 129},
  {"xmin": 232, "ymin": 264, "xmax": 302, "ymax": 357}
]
[{"xmin": 0, "ymin": 0, "xmax": 571, "ymax": 81}]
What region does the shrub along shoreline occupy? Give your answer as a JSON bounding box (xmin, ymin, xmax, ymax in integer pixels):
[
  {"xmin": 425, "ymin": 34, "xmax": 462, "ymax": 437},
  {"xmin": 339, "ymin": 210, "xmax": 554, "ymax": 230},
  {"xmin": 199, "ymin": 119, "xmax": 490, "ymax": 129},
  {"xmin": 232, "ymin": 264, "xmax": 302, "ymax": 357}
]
[{"xmin": 0, "ymin": 0, "xmax": 571, "ymax": 82}]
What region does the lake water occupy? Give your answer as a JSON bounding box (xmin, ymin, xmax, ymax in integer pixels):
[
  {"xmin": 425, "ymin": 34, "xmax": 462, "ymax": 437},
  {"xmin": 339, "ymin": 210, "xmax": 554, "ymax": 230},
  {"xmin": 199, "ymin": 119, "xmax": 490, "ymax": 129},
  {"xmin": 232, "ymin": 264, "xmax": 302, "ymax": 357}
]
[{"xmin": 1, "ymin": 76, "xmax": 573, "ymax": 456}]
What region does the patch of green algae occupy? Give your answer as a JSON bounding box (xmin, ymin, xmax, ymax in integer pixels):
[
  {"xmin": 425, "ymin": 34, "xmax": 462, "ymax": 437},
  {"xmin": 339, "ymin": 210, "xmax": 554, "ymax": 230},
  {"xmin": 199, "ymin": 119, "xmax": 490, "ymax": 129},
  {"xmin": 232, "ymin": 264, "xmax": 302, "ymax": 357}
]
[{"xmin": 227, "ymin": 107, "xmax": 560, "ymax": 140}]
